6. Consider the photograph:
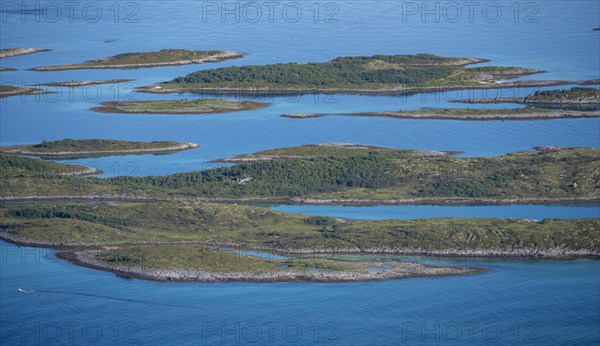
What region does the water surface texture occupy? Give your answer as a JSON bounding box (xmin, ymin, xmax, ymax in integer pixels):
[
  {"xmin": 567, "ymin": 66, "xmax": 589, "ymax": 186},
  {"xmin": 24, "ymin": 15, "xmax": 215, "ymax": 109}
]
[
  {"xmin": 1, "ymin": 1, "xmax": 599, "ymax": 345},
  {"xmin": 1, "ymin": 242, "xmax": 598, "ymax": 345}
]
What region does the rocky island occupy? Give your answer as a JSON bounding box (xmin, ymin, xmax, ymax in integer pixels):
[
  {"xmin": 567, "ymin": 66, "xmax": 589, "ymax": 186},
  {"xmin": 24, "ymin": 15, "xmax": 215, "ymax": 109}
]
[
  {"xmin": 2, "ymin": 139, "xmax": 198, "ymax": 158},
  {"xmin": 37, "ymin": 79, "xmax": 133, "ymax": 87},
  {"xmin": 0, "ymin": 85, "xmax": 49, "ymax": 98},
  {"xmin": 0, "ymin": 48, "xmax": 50, "ymax": 59},
  {"xmin": 282, "ymin": 108, "xmax": 600, "ymax": 120},
  {"xmin": 0, "ymin": 67, "xmax": 17, "ymax": 72},
  {"xmin": 31, "ymin": 49, "xmax": 244, "ymax": 71},
  {"xmin": 138, "ymin": 54, "xmax": 570, "ymax": 95},
  {"xmin": 452, "ymin": 87, "xmax": 600, "ymax": 109},
  {"xmin": 93, "ymin": 99, "xmax": 269, "ymax": 114}
]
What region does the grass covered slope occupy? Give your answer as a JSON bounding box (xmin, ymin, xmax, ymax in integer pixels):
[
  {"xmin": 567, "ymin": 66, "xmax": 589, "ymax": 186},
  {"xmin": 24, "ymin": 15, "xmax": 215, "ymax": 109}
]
[
  {"xmin": 0, "ymin": 145, "xmax": 598, "ymax": 204},
  {"xmin": 1, "ymin": 201, "xmax": 598, "ymax": 257},
  {"xmin": 0, "ymin": 153, "xmax": 101, "ymax": 177},
  {"xmin": 142, "ymin": 54, "xmax": 555, "ymax": 94},
  {"xmin": 2, "ymin": 139, "xmax": 198, "ymax": 158},
  {"xmin": 93, "ymin": 99, "xmax": 269, "ymax": 114},
  {"xmin": 32, "ymin": 49, "xmax": 244, "ymax": 71},
  {"xmin": 138, "ymin": 145, "xmax": 600, "ymax": 202}
]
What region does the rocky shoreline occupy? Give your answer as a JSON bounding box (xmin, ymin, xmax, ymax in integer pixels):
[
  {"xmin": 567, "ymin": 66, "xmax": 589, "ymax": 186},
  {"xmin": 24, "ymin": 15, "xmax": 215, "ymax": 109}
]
[
  {"xmin": 37, "ymin": 79, "xmax": 133, "ymax": 87},
  {"xmin": 284, "ymin": 109, "xmax": 600, "ymax": 120},
  {"xmin": 1, "ymin": 194, "xmax": 599, "ymax": 206},
  {"xmin": 0, "ymin": 48, "xmax": 50, "ymax": 59},
  {"xmin": 281, "ymin": 113, "xmax": 323, "ymax": 118},
  {"xmin": 0, "ymin": 232, "xmax": 488, "ymax": 282},
  {"xmin": 578, "ymin": 79, "xmax": 600, "ymax": 85},
  {"xmin": 58, "ymin": 251, "xmax": 486, "ymax": 283},
  {"xmin": 139, "ymin": 80, "xmax": 571, "ymax": 95},
  {"xmin": 31, "ymin": 51, "xmax": 244, "ymax": 71},
  {"xmin": 288, "ymin": 196, "xmax": 600, "ymax": 206},
  {"xmin": 1, "ymin": 231, "xmax": 597, "ymax": 260},
  {"xmin": 3, "ymin": 142, "xmax": 198, "ymax": 158},
  {"xmin": 0, "ymin": 86, "xmax": 51, "ymax": 98},
  {"xmin": 92, "ymin": 100, "xmax": 268, "ymax": 114},
  {"xmin": 2, "ymin": 230, "xmax": 598, "ymax": 284}
]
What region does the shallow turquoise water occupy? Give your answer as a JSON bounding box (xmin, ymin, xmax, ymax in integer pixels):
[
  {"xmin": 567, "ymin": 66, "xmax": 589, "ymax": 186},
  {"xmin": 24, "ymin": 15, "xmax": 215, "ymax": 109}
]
[
  {"xmin": 262, "ymin": 203, "xmax": 600, "ymax": 220},
  {"xmin": 1, "ymin": 1, "xmax": 599, "ymax": 345}
]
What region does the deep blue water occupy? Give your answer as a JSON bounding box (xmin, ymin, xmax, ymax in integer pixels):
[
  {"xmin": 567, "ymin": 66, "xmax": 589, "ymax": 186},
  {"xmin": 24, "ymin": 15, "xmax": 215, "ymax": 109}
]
[
  {"xmin": 1, "ymin": 1, "xmax": 600, "ymax": 177},
  {"xmin": 1, "ymin": 241, "xmax": 599, "ymax": 345},
  {"xmin": 1, "ymin": 1, "xmax": 599, "ymax": 345}
]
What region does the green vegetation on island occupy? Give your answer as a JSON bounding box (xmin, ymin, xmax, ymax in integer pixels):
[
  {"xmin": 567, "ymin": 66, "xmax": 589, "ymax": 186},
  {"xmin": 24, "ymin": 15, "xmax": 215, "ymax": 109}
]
[
  {"xmin": 140, "ymin": 54, "xmax": 564, "ymax": 95},
  {"xmin": 1, "ymin": 142, "xmax": 598, "ymax": 280},
  {"xmin": 0, "ymin": 153, "xmax": 101, "ymax": 176},
  {"xmin": 0, "ymin": 200, "xmax": 597, "ymax": 281},
  {"xmin": 93, "ymin": 99, "xmax": 269, "ymax": 114},
  {"xmin": 31, "ymin": 49, "xmax": 244, "ymax": 71},
  {"xmin": 526, "ymin": 87, "xmax": 600, "ymax": 105},
  {"xmin": 1, "ymin": 144, "xmax": 598, "ymax": 204},
  {"xmin": 2, "ymin": 139, "xmax": 198, "ymax": 158},
  {"xmin": 453, "ymin": 87, "xmax": 600, "ymax": 109},
  {"xmin": 0, "ymin": 201, "xmax": 597, "ymax": 256}
]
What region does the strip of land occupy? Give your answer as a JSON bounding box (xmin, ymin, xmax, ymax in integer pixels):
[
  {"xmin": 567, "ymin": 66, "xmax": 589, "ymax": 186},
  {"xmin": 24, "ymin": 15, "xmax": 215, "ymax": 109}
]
[
  {"xmin": 31, "ymin": 50, "xmax": 244, "ymax": 71},
  {"xmin": 57, "ymin": 247, "xmax": 483, "ymax": 283},
  {"xmin": 0, "ymin": 85, "xmax": 49, "ymax": 98},
  {"xmin": 37, "ymin": 79, "xmax": 133, "ymax": 87},
  {"xmin": 282, "ymin": 108, "xmax": 600, "ymax": 120},
  {"xmin": 1, "ymin": 200, "xmax": 598, "ymax": 282},
  {"xmin": 92, "ymin": 99, "xmax": 269, "ymax": 114},
  {"xmin": 0, "ymin": 48, "xmax": 50, "ymax": 59},
  {"xmin": 1, "ymin": 144, "xmax": 598, "ymax": 205},
  {"xmin": 0, "ymin": 201, "xmax": 597, "ymax": 257},
  {"xmin": 578, "ymin": 79, "xmax": 600, "ymax": 86},
  {"xmin": 0, "ymin": 67, "xmax": 16, "ymax": 72},
  {"xmin": 2, "ymin": 139, "xmax": 198, "ymax": 158},
  {"xmin": 138, "ymin": 54, "xmax": 570, "ymax": 95},
  {"xmin": 452, "ymin": 87, "xmax": 600, "ymax": 109}
]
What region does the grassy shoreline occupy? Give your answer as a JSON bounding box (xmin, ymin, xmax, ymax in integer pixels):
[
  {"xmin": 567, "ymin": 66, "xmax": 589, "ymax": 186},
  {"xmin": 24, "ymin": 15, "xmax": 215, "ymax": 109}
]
[
  {"xmin": 0, "ymin": 48, "xmax": 50, "ymax": 59},
  {"xmin": 93, "ymin": 99, "xmax": 269, "ymax": 114},
  {"xmin": 1, "ymin": 199, "xmax": 597, "ymax": 282},
  {"xmin": 452, "ymin": 87, "xmax": 600, "ymax": 108},
  {"xmin": 37, "ymin": 79, "xmax": 133, "ymax": 87},
  {"xmin": 0, "ymin": 201, "xmax": 597, "ymax": 258},
  {"xmin": 2, "ymin": 139, "xmax": 198, "ymax": 158},
  {"xmin": 282, "ymin": 108, "xmax": 600, "ymax": 120},
  {"xmin": 31, "ymin": 50, "xmax": 244, "ymax": 71}
]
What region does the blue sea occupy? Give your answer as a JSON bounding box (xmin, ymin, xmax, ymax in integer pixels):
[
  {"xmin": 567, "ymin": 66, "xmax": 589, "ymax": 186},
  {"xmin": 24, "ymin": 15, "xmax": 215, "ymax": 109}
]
[{"xmin": 1, "ymin": 0, "xmax": 599, "ymax": 345}]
